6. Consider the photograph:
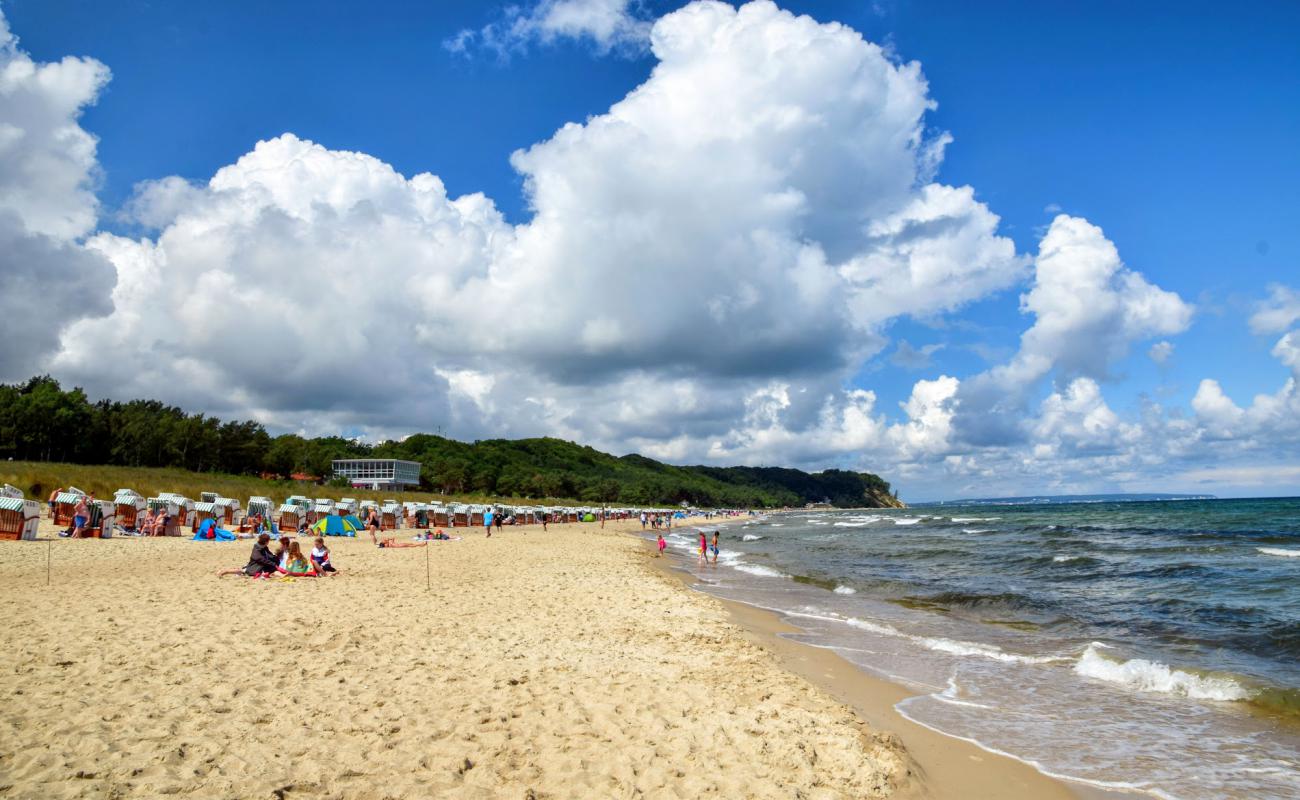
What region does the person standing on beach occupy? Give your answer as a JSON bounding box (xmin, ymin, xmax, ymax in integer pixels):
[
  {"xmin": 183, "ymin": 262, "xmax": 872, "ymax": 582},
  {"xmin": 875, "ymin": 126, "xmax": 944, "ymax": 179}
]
[
  {"xmin": 640, "ymin": 511, "xmax": 647, "ymax": 530},
  {"xmin": 70, "ymin": 494, "xmax": 89, "ymax": 538},
  {"xmin": 48, "ymin": 487, "xmax": 61, "ymax": 518},
  {"xmin": 541, "ymin": 513, "xmax": 548, "ymax": 532},
  {"xmin": 484, "ymin": 508, "xmax": 494, "ymax": 537},
  {"xmin": 494, "ymin": 510, "xmax": 503, "ymax": 535},
  {"xmin": 366, "ymin": 507, "xmax": 380, "ymax": 545},
  {"xmin": 711, "ymin": 531, "xmax": 720, "ymax": 564}
]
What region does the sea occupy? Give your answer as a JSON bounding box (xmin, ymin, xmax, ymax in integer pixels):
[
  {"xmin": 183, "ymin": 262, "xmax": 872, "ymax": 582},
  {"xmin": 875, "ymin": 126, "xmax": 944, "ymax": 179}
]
[{"xmin": 657, "ymin": 498, "xmax": 1300, "ymax": 800}]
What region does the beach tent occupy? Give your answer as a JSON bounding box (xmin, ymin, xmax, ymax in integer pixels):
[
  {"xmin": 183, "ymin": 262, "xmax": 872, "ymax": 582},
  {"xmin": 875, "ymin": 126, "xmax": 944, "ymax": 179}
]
[
  {"xmin": 193, "ymin": 518, "xmax": 236, "ymax": 541},
  {"xmin": 312, "ymin": 515, "xmax": 359, "ymax": 537}
]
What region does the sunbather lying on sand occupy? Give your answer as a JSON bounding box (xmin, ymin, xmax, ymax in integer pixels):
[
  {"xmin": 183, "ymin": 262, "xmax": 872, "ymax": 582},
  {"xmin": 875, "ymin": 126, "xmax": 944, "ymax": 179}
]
[{"xmin": 376, "ymin": 537, "xmax": 425, "ymax": 549}]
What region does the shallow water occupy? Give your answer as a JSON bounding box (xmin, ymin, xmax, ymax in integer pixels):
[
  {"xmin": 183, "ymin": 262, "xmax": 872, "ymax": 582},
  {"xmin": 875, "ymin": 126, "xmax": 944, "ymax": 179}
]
[{"xmin": 661, "ymin": 499, "xmax": 1300, "ymax": 800}]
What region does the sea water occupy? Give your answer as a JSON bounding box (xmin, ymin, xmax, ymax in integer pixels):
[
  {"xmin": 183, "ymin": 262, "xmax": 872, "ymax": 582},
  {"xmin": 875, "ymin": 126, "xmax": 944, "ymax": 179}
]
[{"xmin": 659, "ymin": 499, "xmax": 1300, "ymax": 799}]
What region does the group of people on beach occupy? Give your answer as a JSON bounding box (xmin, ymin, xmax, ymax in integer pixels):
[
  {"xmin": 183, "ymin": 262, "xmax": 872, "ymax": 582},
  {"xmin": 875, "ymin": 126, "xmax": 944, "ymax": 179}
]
[
  {"xmin": 218, "ymin": 533, "xmax": 340, "ymax": 578},
  {"xmin": 640, "ymin": 511, "xmax": 673, "ymax": 531}
]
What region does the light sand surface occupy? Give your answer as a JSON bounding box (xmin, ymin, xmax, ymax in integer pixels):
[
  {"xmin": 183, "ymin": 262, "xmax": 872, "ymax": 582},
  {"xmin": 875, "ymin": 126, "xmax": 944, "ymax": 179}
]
[{"xmin": 0, "ymin": 518, "xmax": 909, "ymax": 798}]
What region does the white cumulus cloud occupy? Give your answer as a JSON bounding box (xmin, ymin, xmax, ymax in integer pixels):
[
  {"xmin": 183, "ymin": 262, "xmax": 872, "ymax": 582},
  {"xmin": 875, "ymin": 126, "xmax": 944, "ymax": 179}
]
[{"xmin": 0, "ymin": 11, "xmax": 116, "ymax": 380}]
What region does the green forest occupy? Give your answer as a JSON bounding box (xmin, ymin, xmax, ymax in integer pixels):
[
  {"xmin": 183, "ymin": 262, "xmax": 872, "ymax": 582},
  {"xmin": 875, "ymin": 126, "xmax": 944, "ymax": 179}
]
[{"xmin": 0, "ymin": 376, "xmax": 900, "ymax": 508}]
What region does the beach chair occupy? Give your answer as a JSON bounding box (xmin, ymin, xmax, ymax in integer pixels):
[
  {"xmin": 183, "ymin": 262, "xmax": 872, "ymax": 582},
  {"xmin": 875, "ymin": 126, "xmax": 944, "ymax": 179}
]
[
  {"xmin": 90, "ymin": 500, "xmax": 116, "ymax": 538},
  {"xmin": 113, "ymin": 489, "xmax": 146, "ymax": 531},
  {"xmin": 469, "ymin": 506, "xmax": 485, "ymax": 527},
  {"xmin": 52, "ymin": 488, "xmax": 87, "ymax": 527},
  {"xmin": 451, "ymin": 504, "xmax": 469, "ymax": 527},
  {"xmin": 431, "ymin": 505, "xmax": 450, "ymax": 527},
  {"xmin": 146, "ymin": 498, "xmax": 182, "ymax": 536},
  {"xmin": 192, "ymin": 502, "xmax": 220, "ymax": 532},
  {"xmin": 0, "ymin": 495, "xmax": 41, "ymax": 540},
  {"xmin": 277, "ymin": 503, "xmax": 302, "ymax": 533},
  {"xmin": 380, "ymin": 503, "xmax": 401, "ymax": 530},
  {"xmin": 214, "ymin": 497, "xmax": 240, "ymax": 526}
]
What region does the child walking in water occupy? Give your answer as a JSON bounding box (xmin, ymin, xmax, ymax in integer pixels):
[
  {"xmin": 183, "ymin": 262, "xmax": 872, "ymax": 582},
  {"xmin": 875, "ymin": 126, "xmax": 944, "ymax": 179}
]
[
  {"xmin": 656, "ymin": 532, "xmax": 666, "ymax": 557},
  {"xmin": 698, "ymin": 530, "xmax": 708, "ymax": 563},
  {"xmin": 711, "ymin": 531, "xmax": 720, "ymax": 564}
]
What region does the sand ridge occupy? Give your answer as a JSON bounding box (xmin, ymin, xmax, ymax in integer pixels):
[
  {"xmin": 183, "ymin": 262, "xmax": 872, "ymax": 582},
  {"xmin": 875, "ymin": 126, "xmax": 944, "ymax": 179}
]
[{"xmin": 0, "ymin": 519, "xmax": 908, "ymax": 798}]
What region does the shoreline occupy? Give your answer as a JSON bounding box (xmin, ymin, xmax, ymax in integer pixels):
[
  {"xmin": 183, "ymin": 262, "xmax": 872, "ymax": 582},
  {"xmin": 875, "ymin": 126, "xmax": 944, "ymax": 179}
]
[
  {"xmin": 0, "ymin": 516, "xmax": 910, "ymax": 798},
  {"xmin": 649, "ymin": 519, "xmax": 1125, "ymax": 800}
]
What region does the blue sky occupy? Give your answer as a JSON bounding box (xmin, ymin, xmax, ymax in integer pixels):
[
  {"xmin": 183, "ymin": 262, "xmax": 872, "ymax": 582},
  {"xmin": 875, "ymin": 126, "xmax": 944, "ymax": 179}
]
[{"xmin": 2, "ymin": 0, "xmax": 1298, "ymax": 499}]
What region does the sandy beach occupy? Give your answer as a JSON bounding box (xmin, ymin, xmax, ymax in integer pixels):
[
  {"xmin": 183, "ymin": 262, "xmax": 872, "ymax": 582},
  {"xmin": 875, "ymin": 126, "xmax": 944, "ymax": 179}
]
[{"xmin": 0, "ymin": 517, "xmax": 1087, "ymax": 799}]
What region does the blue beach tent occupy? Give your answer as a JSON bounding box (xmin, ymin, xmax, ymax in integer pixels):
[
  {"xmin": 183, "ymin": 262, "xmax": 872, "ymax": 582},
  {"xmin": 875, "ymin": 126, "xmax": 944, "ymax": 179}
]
[{"xmin": 193, "ymin": 518, "xmax": 237, "ymax": 541}]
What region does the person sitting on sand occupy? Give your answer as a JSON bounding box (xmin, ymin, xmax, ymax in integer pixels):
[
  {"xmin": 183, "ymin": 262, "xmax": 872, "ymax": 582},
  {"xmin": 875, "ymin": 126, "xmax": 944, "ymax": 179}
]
[
  {"xmin": 279, "ymin": 540, "xmax": 316, "ymax": 576},
  {"xmin": 217, "ymin": 533, "xmax": 280, "ymax": 577},
  {"xmin": 310, "ymin": 537, "xmax": 337, "ymax": 575},
  {"xmin": 139, "ymin": 508, "xmax": 156, "ymax": 536},
  {"xmin": 376, "ymin": 536, "xmax": 426, "ymax": 549}
]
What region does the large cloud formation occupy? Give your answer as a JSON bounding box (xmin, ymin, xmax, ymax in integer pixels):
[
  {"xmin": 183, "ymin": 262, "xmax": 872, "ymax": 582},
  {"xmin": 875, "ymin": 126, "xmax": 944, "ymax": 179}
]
[
  {"xmin": 0, "ymin": 13, "xmax": 116, "ymax": 379},
  {"xmin": 7, "ymin": 1, "xmax": 1297, "ymax": 498}
]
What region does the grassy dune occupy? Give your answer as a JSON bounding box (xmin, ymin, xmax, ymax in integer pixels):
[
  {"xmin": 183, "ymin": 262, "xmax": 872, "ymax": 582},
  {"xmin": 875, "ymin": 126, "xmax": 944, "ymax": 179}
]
[{"xmin": 0, "ymin": 461, "xmax": 583, "ymax": 508}]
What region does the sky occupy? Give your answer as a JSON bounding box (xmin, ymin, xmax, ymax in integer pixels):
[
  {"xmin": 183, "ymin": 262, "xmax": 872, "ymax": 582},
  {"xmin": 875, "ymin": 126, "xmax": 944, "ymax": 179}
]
[{"xmin": 1, "ymin": 0, "xmax": 1298, "ymax": 501}]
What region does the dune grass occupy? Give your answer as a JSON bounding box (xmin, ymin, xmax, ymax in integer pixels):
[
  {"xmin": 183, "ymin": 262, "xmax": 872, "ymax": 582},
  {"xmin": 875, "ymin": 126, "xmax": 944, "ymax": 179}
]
[{"xmin": 0, "ymin": 461, "xmax": 587, "ymax": 508}]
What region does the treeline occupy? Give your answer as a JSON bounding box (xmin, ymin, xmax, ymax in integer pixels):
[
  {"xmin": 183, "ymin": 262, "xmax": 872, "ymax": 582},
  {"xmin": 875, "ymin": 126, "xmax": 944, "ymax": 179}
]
[{"xmin": 0, "ymin": 376, "xmax": 899, "ymax": 508}]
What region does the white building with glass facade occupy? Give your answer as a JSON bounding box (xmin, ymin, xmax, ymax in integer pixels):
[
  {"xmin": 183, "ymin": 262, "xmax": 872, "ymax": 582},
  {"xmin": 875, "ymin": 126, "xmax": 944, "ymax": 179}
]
[{"xmin": 332, "ymin": 459, "xmax": 422, "ymax": 490}]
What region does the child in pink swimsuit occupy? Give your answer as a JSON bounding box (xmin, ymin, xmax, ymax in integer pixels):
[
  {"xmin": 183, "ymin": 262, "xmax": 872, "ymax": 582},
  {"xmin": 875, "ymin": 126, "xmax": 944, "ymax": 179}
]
[{"xmin": 656, "ymin": 533, "xmax": 666, "ymax": 557}]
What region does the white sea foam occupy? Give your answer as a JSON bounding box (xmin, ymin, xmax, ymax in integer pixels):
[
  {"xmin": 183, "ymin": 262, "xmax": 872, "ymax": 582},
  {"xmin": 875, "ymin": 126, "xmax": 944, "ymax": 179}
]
[
  {"xmin": 833, "ymin": 521, "xmax": 870, "ymax": 527},
  {"xmin": 833, "ymin": 585, "xmax": 856, "ymax": 595},
  {"xmin": 892, "ymin": 517, "xmax": 922, "ymax": 525},
  {"xmin": 1053, "ymin": 555, "xmax": 1081, "ymax": 562},
  {"xmin": 962, "ymin": 528, "xmax": 994, "ymax": 534},
  {"xmin": 1074, "ymin": 644, "xmax": 1252, "ymax": 702},
  {"xmin": 951, "ymin": 517, "xmax": 999, "ymax": 523},
  {"xmin": 842, "ymin": 617, "xmax": 1060, "ymax": 664},
  {"xmin": 733, "ymin": 564, "xmax": 787, "ymax": 578},
  {"xmin": 1258, "ymin": 547, "xmax": 1300, "ymax": 558},
  {"xmin": 769, "ymin": 523, "xmax": 784, "ymax": 527},
  {"xmin": 741, "ymin": 534, "xmax": 764, "ymax": 541}
]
